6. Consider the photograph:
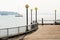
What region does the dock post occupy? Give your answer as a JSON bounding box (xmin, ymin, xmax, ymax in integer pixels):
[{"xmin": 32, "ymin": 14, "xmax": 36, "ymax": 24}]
[
  {"xmin": 42, "ymin": 18, "xmax": 43, "ymax": 25},
  {"xmin": 35, "ymin": 7, "xmax": 38, "ymax": 27},
  {"xmin": 31, "ymin": 9, "xmax": 32, "ymax": 24},
  {"xmin": 55, "ymin": 10, "xmax": 56, "ymax": 25},
  {"xmin": 25, "ymin": 4, "xmax": 29, "ymax": 31},
  {"xmin": 35, "ymin": 7, "xmax": 38, "ymax": 23},
  {"xmin": 31, "ymin": 9, "xmax": 33, "ymax": 30}
]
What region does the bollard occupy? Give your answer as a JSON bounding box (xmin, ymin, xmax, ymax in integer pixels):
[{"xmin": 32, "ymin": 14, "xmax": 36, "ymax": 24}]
[
  {"xmin": 35, "ymin": 7, "xmax": 38, "ymax": 23},
  {"xmin": 25, "ymin": 4, "xmax": 29, "ymax": 31},
  {"xmin": 31, "ymin": 9, "xmax": 33, "ymax": 24},
  {"xmin": 55, "ymin": 10, "xmax": 56, "ymax": 25},
  {"xmin": 42, "ymin": 18, "xmax": 43, "ymax": 25}
]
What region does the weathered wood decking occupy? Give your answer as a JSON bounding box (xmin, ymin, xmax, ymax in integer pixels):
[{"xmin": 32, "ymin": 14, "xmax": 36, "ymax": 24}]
[
  {"xmin": 9, "ymin": 25, "xmax": 60, "ymax": 40},
  {"xmin": 24, "ymin": 25, "xmax": 60, "ymax": 40}
]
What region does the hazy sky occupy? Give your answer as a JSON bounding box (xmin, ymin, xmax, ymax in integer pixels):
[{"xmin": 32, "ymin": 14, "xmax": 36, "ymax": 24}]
[
  {"xmin": 0, "ymin": 0, "xmax": 60, "ymax": 27},
  {"xmin": 0, "ymin": 0, "xmax": 60, "ymax": 19}
]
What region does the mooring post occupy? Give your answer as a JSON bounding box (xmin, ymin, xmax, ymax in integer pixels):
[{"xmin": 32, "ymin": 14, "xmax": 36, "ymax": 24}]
[
  {"xmin": 31, "ymin": 9, "xmax": 33, "ymax": 30},
  {"xmin": 25, "ymin": 4, "xmax": 29, "ymax": 31},
  {"xmin": 35, "ymin": 7, "xmax": 38, "ymax": 27},
  {"xmin": 55, "ymin": 10, "xmax": 56, "ymax": 25},
  {"xmin": 31, "ymin": 9, "xmax": 33, "ymax": 24},
  {"xmin": 42, "ymin": 18, "xmax": 43, "ymax": 25},
  {"xmin": 35, "ymin": 7, "xmax": 38, "ymax": 24}
]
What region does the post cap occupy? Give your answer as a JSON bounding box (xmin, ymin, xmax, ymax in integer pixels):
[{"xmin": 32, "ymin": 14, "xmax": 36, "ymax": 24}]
[
  {"xmin": 25, "ymin": 4, "xmax": 29, "ymax": 8},
  {"xmin": 35, "ymin": 7, "xmax": 38, "ymax": 10}
]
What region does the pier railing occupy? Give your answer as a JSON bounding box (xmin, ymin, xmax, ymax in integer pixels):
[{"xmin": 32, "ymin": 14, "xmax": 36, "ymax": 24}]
[
  {"xmin": 0, "ymin": 23, "xmax": 38, "ymax": 39},
  {"xmin": 38, "ymin": 19, "xmax": 60, "ymax": 25}
]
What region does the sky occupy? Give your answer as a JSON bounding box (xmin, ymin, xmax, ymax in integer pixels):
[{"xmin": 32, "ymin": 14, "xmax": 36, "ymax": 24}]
[
  {"xmin": 0, "ymin": 0, "xmax": 60, "ymax": 27},
  {"xmin": 0, "ymin": 0, "xmax": 60, "ymax": 20}
]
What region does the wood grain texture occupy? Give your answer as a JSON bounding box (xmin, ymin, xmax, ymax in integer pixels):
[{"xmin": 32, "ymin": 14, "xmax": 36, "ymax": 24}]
[
  {"xmin": 9, "ymin": 25, "xmax": 60, "ymax": 40},
  {"xmin": 24, "ymin": 25, "xmax": 60, "ymax": 40}
]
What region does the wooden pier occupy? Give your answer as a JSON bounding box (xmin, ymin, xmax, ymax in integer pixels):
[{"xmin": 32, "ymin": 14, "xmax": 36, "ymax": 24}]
[
  {"xmin": 8, "ymin": 25, "xmax": 60, "ymax": 40},
  {"xmin": 24, "ymin": 25, "xmax": 60, "ymax": 40}
]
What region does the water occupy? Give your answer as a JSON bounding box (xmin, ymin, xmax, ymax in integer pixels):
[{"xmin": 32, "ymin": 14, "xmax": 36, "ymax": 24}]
[
  {"xmin": 0, "ymin": 14, "xmax": 60, "ymax": 37},
  {"xmin": 0, "ymin": 15, "xmax": 25, "ymax": 29},
  {"xmin": 0, "ymin": 15, "xmax": 32, "ymax": 37},
  {"xmin": 0, "ymin": 14, "xmax": 60, "ymax": 29}
]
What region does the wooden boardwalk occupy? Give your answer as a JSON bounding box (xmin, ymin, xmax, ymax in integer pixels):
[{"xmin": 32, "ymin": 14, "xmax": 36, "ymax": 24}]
[
  {"xmin": 24, "ymin": 25, "xmax": 60, "ymax": 40},
  {"xmin": 9, "ymin": 25, "xmax": 60, "ymax": 40}
]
